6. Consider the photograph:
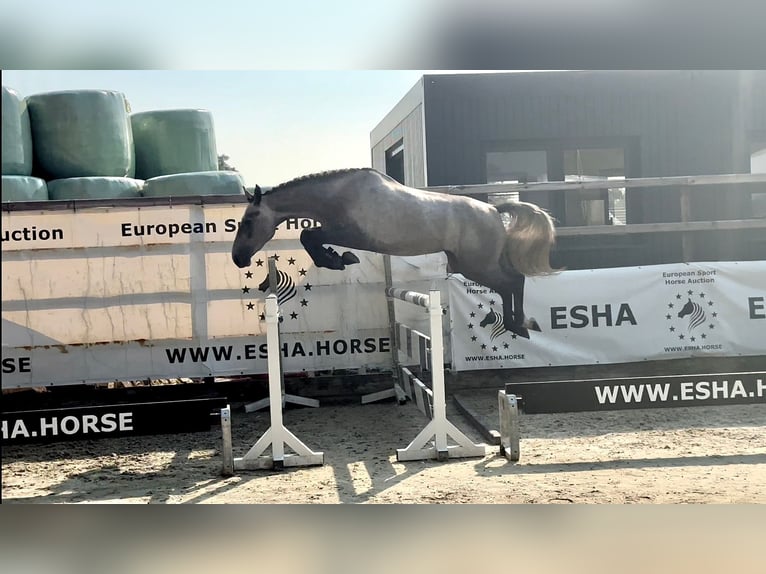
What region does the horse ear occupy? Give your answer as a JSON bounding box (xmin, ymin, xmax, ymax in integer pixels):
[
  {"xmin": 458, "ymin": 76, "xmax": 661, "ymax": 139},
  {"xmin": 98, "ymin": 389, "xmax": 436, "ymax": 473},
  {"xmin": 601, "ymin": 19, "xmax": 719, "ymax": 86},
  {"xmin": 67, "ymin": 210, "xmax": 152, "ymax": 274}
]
[{"xmin": 244, "ymin": 186, "xmax": 262, "ymax": 205}]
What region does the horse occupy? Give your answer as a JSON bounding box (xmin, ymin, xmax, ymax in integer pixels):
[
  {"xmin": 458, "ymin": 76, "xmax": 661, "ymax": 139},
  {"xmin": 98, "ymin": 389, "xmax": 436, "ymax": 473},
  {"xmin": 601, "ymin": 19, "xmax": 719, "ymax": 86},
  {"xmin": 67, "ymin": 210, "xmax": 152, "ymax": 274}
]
[{"xmin": 231, "ymin": 168, "xmax": 556, "ymax": 338}]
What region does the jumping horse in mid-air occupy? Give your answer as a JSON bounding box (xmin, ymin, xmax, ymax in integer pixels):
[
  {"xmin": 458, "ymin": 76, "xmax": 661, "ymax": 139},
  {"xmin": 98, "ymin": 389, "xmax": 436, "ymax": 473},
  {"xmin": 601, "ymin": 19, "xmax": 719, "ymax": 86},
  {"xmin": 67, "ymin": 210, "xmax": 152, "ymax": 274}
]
[{"xmin": 231, "ymin": 168, "xmax": 556, "ymax": 338}]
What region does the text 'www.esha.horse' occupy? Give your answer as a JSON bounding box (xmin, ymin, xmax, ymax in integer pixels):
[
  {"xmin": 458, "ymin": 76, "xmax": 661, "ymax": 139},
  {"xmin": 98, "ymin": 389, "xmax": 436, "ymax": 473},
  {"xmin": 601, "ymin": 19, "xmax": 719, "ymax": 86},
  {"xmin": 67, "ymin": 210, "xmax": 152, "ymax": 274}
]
[{"xmin": 231, "ymin": 168, "xmax": 557, "ymax": 338}]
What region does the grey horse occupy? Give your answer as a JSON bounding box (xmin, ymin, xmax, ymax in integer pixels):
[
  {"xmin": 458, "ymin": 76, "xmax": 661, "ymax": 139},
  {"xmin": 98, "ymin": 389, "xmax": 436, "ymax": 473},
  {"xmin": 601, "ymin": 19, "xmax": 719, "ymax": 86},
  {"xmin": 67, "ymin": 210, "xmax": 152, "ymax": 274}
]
[{"xmin": 231, "ymin": 168, "xmax": 556, "ymax": 338}]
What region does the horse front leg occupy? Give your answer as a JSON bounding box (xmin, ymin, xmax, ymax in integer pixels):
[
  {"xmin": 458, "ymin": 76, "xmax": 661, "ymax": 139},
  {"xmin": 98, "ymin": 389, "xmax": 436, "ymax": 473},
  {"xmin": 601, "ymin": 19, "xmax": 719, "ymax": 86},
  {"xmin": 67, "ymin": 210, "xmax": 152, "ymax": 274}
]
[{"xmin": 300, "ymin": 228, "xmax": 360, "ymax": 270}]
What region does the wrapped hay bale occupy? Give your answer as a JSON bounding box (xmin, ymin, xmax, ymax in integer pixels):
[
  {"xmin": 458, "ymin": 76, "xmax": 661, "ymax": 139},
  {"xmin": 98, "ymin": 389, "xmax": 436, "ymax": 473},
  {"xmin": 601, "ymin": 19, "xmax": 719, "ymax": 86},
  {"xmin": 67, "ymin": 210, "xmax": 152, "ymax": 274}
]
[
  {"xmin": 142, "ymin": 171, "xmax": 244, "ymax": 198},
  {"xmin": 1, "ymin": 176, "xmax": 48, "ymax": 201},
  {"xmin": 131, "ymin": 109, "xmax": 218, "ymax": 179},
  {"xmin": 26, "ymin": 90, "xmax": 135, "ymax": 179},
  {"xmin": 47, "ymin": 177, "xmax": 144, "ymax": 200},
  {"xmin": 2, "ymin": 86, "xmax": 34, "ymax": 176}
]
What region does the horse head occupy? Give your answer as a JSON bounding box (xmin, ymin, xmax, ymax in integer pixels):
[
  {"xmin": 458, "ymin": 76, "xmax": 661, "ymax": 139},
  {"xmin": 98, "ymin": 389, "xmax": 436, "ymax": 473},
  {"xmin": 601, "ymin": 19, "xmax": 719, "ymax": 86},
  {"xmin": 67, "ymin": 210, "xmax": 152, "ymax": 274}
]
[
  {"xmin": 678, "ymin": 298, "xmax": 695, "ymax": 318},
  {"xmin": 232, "ymin": 185, "xmax": 279, "ymax": 268}
]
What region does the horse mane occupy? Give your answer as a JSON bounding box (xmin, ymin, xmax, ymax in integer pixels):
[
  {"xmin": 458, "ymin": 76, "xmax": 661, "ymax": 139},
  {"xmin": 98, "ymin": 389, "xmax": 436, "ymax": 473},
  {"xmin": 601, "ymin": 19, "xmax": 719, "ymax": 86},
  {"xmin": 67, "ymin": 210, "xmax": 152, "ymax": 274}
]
[{"xmin": 268, "ymin": 167, "xmax": 375, "ymax": 193}]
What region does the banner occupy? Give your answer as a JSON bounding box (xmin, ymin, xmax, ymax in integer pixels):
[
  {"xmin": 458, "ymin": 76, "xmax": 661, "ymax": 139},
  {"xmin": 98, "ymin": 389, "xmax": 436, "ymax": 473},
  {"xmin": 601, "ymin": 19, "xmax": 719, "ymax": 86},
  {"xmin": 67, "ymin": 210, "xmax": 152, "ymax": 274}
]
[
  {"xmin": 2, "ymin": 204, "xmax": 392, "ymax": 388},
  {"xmin": 449, "ymin": 261, "xmax": 766, "ymax": 371}
]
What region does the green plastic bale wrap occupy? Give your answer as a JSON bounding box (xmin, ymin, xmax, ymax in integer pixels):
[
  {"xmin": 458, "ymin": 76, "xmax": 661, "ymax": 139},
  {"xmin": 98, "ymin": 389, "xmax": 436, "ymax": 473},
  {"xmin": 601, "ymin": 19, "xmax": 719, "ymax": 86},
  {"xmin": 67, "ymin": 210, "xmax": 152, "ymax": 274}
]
[
  {"xmin": 26, "ymin": 90, "xmax": 135, "ymax": 179},
  {"xmin": 2, "ymin": 86, "xmax": 34, "ymax": 176},
  {"xmin": 142, "ymin": 171, "xmax": 244, "ymax": 197},
  {"xmin": 2, "ymin": 176, "xmax": 48, "ymax": 202},
  {"xmin": 131, "ymin": 109, "xmax": 218, "ymax": 179},
  {"xmin": 47, "ymin": 177, "xmax": 144, "ymax": 200}
]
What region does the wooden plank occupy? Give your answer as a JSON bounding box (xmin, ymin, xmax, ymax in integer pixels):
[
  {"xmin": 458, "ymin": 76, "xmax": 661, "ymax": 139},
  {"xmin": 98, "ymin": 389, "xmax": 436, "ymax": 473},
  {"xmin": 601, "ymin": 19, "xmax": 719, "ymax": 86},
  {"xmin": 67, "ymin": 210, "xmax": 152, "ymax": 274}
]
[
  {"xmin": 5, "ymin": 173, "xmax": 766, "ymax": 213},
  {"xmin": 426, "ymin": 172, "xmax": 766, "ymax": 197},
  {"xmin": 453, "ymin": 394, "xmax": 501, "ymax": 445},
  {"xmin": 555, "ymin": 218, "xmax": 766, "ymax": 237},
  {"xmin": 505, "ymin": 372, "xmax": 765, "ymax": 414},
  {"xmin": 1, "ymin": 397, "xmax": 229, "ymax": 445}
]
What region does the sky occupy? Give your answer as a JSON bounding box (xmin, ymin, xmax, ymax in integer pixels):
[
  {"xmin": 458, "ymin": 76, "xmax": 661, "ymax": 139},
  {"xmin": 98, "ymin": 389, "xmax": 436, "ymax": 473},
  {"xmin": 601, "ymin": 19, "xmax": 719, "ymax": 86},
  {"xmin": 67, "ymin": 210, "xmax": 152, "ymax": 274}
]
[{"xmin": 3, "ymin": 70, "xmax": 431, "ymax": 187}]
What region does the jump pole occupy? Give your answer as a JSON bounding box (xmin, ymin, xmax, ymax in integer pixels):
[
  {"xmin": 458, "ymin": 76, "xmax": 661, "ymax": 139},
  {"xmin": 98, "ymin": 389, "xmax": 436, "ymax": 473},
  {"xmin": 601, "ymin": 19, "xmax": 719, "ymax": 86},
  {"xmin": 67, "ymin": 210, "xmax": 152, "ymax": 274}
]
[
  {"xmin": 386, "ymin": 287, "xmax": 487, "ymax": 462},
  {"xmin": 233, "ymin": 294, "xmax": 324, "ymax": 470}
]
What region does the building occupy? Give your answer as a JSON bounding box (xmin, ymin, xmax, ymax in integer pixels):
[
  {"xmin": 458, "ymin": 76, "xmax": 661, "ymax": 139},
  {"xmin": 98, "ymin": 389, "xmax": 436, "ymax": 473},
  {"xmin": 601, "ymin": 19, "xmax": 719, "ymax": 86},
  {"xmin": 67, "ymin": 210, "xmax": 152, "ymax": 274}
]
[{"xmin": 371, "ymin": 71, "xmax": 766, "ymax": 269}]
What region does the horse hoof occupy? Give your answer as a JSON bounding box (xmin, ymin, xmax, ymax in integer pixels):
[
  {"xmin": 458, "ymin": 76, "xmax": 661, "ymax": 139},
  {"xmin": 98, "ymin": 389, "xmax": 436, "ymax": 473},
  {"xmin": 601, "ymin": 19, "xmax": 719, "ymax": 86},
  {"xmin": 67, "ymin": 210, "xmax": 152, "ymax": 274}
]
[
  {"xmin": 525, "ymin": 317, "xmax": 542, "ymax": 332},
  {"xmin": 341, "ymin": 251, "xmax": 360, "ymax": 265}
]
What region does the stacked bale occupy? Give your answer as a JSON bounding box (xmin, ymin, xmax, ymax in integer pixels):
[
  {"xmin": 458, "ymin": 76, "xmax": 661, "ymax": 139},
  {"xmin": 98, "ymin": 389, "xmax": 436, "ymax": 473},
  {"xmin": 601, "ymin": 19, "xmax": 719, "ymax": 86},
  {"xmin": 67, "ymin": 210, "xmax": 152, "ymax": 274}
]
[
  {"xmin": 2, "ymin": 86, "xmax": 47, "ymax": 201},
  {"xmin": 19, "ymin": 89, "xmax": 142, "ymax": 201},
  {"xmin": 27, "ymin": 90, "xmax": 135, "ymax": 179},
  {"xmin": 2, "ymin": 86, "xmax": 34, "ymax": 176},
  {"xmin": 143, "ymin": 171, "xmax": 244, "ymax": 197},
  {"xmin": 131, "ymin": 109, "xmax": 218, "ymax": 180},
  {"xmin": 4, "ymin": 86, "xmax": 241, "ymax": 203},
  {"xmin": 47, "ymin": 177, "xmax": 144, "ymax": 200},
  {"xmin": 1, "ymin": 176, "xmax": 48, "ymax": 202}
]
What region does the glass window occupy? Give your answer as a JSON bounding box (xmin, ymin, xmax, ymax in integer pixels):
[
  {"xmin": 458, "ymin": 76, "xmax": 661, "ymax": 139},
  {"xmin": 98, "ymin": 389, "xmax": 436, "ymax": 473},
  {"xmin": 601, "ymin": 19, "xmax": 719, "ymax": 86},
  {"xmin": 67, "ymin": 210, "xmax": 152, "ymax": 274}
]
[
  {"xmin": 385, "ymin": 140, "xmax": 405, "ymax": 184},
  {"xmin": 563, "ymin": 147, "xmax": 626, "ymax": 226},
  {"xmin": 485, "ymin": 150, "xmax": 548, "ymax": 204}
]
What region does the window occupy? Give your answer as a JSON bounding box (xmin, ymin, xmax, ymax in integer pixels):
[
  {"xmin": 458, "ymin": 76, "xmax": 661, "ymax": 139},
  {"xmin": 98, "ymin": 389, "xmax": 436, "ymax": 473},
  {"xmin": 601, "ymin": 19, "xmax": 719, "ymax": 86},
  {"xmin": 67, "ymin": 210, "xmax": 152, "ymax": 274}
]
[
  {"xmin": 485, "ymin": 150, "xmax": 548, "ymax": 204},
  {"xmin": 483, "ymin": 141, "xmax": 631, "ymax": 226},
  {"xmin": 385, "ymin": 140, "xmax": 405, "ymax": 185},
  {"xmin": 563, "ymin": 147, "xmax": 626, "ymax": 226}
]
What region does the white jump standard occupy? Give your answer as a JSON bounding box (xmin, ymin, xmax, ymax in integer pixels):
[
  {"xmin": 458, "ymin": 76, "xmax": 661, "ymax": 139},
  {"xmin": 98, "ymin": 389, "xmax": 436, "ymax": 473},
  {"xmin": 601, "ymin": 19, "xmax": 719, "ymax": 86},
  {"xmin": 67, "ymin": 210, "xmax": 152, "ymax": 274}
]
[
  {"xmin": 232, "ymin": 294, "xmax": 324, "ymax": 471},
  {"xmin": 386, "ymin": 287, "xmax": 487, "ymax": 462}
]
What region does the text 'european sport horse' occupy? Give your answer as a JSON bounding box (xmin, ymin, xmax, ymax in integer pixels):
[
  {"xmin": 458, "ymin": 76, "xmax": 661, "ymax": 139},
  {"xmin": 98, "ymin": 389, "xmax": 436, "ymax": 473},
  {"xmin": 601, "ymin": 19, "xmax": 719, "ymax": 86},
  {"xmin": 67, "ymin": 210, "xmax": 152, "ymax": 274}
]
[{"xmin": 231, "ymin": 168, "xmax": 556, "ymax": 338}]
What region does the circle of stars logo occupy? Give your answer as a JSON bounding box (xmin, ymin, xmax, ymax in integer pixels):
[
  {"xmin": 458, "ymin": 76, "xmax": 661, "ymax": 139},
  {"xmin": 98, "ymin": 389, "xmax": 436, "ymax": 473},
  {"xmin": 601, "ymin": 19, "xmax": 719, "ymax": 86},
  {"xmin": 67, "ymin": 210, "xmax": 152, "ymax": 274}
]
[
  {"xmin": 664, "ymin": 289, "xmax": 719, "ymax": 344},
  {"xmin": 465, "ymin": 298, "xmax": 518, "ymax": 352},
  {"xmin": 240, "ymin": 254, "xmax": 313, "ymax": 322}
]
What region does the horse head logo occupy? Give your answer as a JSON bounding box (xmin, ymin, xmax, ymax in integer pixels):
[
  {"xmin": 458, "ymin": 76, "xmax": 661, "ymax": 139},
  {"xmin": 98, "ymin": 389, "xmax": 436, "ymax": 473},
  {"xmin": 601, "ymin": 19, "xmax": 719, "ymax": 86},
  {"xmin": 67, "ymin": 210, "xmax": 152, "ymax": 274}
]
[
  {"xmin": 479, "ymin": 308, "xmax": 508, "ymax": 341},
  {"xmin": 258, "ymin": 268, "xmax": 297, "ymax": 306},
  {"xmin": 678, "ymin": 298, "xmax": 706, "ymax": 332}
]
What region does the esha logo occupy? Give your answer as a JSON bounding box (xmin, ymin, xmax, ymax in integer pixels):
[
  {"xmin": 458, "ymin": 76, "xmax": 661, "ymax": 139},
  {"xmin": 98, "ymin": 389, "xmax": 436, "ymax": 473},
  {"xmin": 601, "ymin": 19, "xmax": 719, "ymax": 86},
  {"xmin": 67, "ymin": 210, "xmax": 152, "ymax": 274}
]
[
  {"xmin": 465, "ymin": 300, "xmax": 518, "ymax": 349},
  {"xmin": 660, "ymin": 268, "xmax": 724, "ymax": 353},
  {"xmin": 239, "ymin": 252, "xmax": 313, "ymax": 322},
  {"xmin": 663, "ymin": 289, "xmax": 721, "ymax": 350},
  {"xmin": 460, "ymin": 290, "xmax": 528, "ymax": 361}
]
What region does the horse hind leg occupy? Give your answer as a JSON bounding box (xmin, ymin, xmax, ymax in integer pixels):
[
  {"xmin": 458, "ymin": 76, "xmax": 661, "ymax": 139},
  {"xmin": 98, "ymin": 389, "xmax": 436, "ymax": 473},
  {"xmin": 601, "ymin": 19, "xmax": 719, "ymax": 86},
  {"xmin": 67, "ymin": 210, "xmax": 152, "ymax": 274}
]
[
  {"xmin": 508, "ymin": 272, "xmax": 541, "ymax": 334},
  {"xmin": 460, "ymin": 266, "xmax": 536, "ymax": 339}
]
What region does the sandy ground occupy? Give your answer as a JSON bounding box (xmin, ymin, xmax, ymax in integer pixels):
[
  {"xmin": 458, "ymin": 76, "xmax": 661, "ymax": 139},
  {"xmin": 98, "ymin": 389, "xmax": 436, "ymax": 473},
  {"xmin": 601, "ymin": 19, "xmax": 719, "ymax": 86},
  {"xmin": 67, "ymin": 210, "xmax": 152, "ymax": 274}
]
[{"xmin": 2, "ymin": 391, "xmax": 765, "ymax": 504}]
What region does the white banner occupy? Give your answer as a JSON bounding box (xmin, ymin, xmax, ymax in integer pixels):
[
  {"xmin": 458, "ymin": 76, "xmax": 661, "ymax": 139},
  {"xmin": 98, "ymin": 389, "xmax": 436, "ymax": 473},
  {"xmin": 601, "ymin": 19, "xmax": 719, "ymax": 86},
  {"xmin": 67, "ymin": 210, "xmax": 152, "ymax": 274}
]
[
  {"xmin": 449, "ymin": 261, "xmax": 766, "ymax": 371},
  {"xmin": 2, "ymin": 204, "xmax": 392, "ymax": 388}
]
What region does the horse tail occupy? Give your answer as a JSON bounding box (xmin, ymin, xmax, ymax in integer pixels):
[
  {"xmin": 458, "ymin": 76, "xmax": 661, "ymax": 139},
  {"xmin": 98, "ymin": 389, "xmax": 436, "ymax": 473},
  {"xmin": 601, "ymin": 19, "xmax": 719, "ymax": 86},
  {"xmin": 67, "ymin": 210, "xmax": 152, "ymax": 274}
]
[{"xmin": 496, "ymin": 202, "xmax": 558, "ymax": 276}]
